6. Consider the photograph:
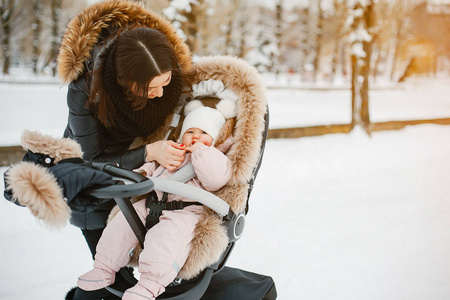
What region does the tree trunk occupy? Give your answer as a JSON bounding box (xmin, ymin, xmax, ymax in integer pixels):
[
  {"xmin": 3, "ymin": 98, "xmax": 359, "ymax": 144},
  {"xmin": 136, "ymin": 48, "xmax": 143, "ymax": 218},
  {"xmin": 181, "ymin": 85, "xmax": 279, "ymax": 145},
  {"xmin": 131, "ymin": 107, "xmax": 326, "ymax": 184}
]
[
  {"xmin": 224, "ymin": 13, "xmax": 233, "ymax": 55},
  {"xmin": 32, "ymin": 0, "xmax": 42, "ymax": 74},
  {"xmin": 341, "ymin": 43, "xmax": 348, "ymax": 80},
  {"xmin": 360, "ymin": 0, "xmax": 374, "ymax": 133},
  {"xmin": 238, "ymin": 15, "xmax": 245, "ymax": 58},
  {"xmin": 312, "ymin": 0, "xmax": 323, "ymax": 82},
  {"xmin": 330, "ymin": 0, "xmax": 343, "ymax": 83},
  {"xmin": 50, "ymin": 0, "xmax": 62, "ymax": 77},
  {"xmin": 2, "ymin": 23, "xmax": 10, "ymax": 75},
  {"xmin": 236, "ymin": 2, "xmax": 249, "ymax": 58},
  {"xmin": 299, "ymin": 6, "xmax": 310, "ymax": 81},
  {"xmin": 371, "ymin": 44, "xmax": 381, "ymax": 82},
  {"xmin": 0, "ymin": 0, "xmax": 14, "ymax": 75},
  {"xmin": 351, "ymin": 54, "xmax": 358, "ymax": 129},
  {"xmin": 331, "ymin": 41, "xmax": 339, "ymax": 83},
  {"xmin": 389, "ymin": 22, "xmax": 402, "ymax": 81},
  {"xmin": 350, "ymin": 1, "xmax": 375, "ymax": 135},
  {"xmin": 275, "ymin": 0, "xmax": 283, "ymax": 76}
]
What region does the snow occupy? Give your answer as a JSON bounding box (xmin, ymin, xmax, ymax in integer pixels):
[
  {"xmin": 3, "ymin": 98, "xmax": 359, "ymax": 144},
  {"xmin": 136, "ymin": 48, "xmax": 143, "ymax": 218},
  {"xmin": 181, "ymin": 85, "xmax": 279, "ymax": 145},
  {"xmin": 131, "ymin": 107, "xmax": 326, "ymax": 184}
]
[
  {"xmin": 1, "ymin": 75, "xmax": 450, "ymax": 299},
  {"xmin": 0, "ymin": 82, "xmax": 68, "ymax": 146}
]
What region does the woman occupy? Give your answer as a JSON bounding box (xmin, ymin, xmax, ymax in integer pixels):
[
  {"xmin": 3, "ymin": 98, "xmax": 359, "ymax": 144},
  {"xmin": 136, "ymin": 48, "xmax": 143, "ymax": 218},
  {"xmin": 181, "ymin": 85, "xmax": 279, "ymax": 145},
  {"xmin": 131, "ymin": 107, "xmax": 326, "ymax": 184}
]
[
  {"xmin": 63, "ymin": 27, "xmax": 187, "ymax": 172},
  {"xmin": 58, "ymin": 1, "xmax": 193, "ymax": 173},
  {"xmin": 57, "ymin": 2, "xmax": 193, "ymax": 298}
]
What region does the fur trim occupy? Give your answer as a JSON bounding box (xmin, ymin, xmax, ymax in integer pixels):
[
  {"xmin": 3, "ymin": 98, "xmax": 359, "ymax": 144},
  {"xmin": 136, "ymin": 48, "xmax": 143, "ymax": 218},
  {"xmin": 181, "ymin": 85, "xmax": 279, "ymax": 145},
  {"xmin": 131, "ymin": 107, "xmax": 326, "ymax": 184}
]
[
  {"xmin": 178, "ymin": 208, "xmax": 228, "ymax": 279},
  {"xmin": 21, "ymin": 130, "xmax": 83, "ymax": 163},
  {"xmin": 57, "ymin": 0, "xmax": 192, "ymax": 84},
  {"xmin": 190, "ymin": 56, "xmax": 267, "ymax": 187},
  {"xmin": 5, "ymin": 162, "xmax": 70, "ymax": 227},
  {"xmin": 181, "ymin": 56, "xmax": 267, "ymax": 277}
]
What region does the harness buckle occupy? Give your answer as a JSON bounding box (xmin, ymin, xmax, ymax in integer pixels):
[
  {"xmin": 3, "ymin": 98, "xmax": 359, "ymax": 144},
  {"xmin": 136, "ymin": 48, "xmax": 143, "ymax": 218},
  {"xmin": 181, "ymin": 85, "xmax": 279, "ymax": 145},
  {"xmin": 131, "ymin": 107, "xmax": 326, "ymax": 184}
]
[{"xmin": 145, "ymin": 192, "xmax": 165, "ymax": 230}]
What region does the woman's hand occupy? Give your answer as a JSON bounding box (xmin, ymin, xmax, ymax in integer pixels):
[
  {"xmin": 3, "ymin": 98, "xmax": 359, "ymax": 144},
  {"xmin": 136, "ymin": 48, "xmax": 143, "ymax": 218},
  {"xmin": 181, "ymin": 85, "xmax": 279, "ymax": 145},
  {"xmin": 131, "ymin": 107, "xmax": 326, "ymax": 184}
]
[{"xmin": 145, "ymin": 140, "xmax": 186, "ymax": 171}]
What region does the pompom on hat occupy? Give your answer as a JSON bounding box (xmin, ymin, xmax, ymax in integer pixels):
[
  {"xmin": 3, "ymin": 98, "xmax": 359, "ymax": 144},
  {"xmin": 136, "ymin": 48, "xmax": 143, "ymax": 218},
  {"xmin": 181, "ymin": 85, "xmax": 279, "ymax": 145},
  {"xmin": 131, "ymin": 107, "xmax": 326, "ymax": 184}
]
[{"xmin": 180, "ymin": 79, "xmax": 238, "ymax": 141}]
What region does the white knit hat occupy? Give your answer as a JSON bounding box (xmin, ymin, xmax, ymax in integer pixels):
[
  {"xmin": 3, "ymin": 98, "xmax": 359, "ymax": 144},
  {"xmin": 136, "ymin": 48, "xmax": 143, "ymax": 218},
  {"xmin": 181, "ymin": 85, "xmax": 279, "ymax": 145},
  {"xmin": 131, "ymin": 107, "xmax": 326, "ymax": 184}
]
[
  {"xmin": 179, "ymin": 79, "xmax": 238, "ymax": 141},
  {"xmin": 180, "ymin": 106, "xmax": 225, "ymax": 141}
]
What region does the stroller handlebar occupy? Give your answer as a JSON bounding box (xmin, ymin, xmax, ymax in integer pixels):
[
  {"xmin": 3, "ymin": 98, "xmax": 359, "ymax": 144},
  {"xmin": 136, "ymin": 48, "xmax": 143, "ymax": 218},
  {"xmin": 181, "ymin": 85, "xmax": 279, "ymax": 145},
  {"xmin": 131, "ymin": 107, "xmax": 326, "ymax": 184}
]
[
  {"xmin": 85, "ymin": 161, "xmax": 230, "ymax": 217},
  {"xmin": 90, "ymin": 161, "xmax": 148, "ymax": 182},
  {"xmin": 85, "ymin": 180, "xmax": 155, "ymax": 199},
  {"xmin": 85, "ymin": 162, "xmax": 154, "ymax": 198},
  {"xmin": 151, "ymin": 177, "xmax": 230, "ymax": 217}
]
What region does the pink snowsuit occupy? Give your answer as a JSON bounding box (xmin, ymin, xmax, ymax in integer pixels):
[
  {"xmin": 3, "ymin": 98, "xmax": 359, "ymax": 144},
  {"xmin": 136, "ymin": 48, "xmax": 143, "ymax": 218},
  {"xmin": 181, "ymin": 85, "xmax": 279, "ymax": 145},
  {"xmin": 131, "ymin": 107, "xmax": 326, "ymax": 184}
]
[{"xmin": 92, "ymin": 143, "xmax": 232, "ymax": 297}]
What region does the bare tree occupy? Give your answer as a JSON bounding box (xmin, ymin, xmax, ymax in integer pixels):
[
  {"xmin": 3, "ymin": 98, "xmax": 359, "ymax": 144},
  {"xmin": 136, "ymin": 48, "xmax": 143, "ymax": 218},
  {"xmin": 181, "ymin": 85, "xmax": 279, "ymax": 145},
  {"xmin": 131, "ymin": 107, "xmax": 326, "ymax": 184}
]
[
  {"xmin": 274, "ymin": 0, "xmax": 283, "ymax": 75},
  {"xmin": 49, "ymin": 0, "xmax": 61, "ymax": 76},
  {"xmin": 0, "ymin": 0, "xmax": 22, "ymax": 74},
  {"xmin": 32, "ymin": 0, "xmax": 43, "ymax": 74},
  {"xmin": 168, "ymin": 0, "xmax": 220, "ymax": 56},
  {"xmin": 234, "ymin": 1, "xmax": 259, "ymax": 58},
  {"xmin": 387, "ymin": 0, "xmax": 412, "ymax": 81},
  {"xmin": 369, "ymin": 1, "xmax": 386, "ymax": 81},
  {"xmin": 330, "ymin": 0, "xmax": 349, "ymax": 82},
  {"xmin": 312, "ymin": 0, "xmax": 323, "ymax": 82},
  {"xmin": 349, "ymin": 0, "xmax": 375, "ymax": 134},
  {"xmin": 222, "ymin": 0, "xmax": 239, "ymax": 55},
  {"xmin": 298, "ymin": 4, "xmax": 313, "ymax": 81},
  {"xmin": 360, "ymin": 0, "xmax": 375, "ymax": 131}
]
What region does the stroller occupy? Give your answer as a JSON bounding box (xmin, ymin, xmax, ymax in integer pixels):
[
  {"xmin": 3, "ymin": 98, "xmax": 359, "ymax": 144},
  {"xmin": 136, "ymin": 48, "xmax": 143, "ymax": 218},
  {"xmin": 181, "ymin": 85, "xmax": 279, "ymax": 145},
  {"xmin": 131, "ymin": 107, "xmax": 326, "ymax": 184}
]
[{"xmin": 3, "ymin": 1, "xmax": 276, "ymax": 299}]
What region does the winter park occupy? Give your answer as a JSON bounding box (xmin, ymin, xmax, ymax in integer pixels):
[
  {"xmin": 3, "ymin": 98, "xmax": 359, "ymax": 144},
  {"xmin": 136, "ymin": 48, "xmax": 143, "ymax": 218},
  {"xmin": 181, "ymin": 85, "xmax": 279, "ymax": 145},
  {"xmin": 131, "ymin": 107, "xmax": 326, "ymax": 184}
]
[{"xmin": 1, "ymin": 0, "xmax": 450, "ymax": 300}]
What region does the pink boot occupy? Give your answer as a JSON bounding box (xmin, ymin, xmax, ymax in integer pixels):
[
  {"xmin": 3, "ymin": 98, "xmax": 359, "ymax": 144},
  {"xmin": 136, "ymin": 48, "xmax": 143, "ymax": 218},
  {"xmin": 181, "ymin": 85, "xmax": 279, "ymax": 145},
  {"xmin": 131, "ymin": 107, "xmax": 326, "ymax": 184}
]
[
  {"xmin": 77, "ymin": 262, "xmax": 115, "ymax": 291},
  {"xmin": 122, "ymin": 278, "xmax": 165, "ymax": 300}
]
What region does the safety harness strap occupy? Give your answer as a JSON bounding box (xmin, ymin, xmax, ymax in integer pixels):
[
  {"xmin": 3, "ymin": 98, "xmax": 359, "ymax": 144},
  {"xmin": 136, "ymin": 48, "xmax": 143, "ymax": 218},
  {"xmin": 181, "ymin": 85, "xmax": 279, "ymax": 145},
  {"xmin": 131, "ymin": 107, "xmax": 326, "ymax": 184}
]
[
  {"xmin": 145, "ymin": 191, "xmax": 202, "ymax": 230},
  {"xmin": 145, "ymin": 163, "xmax": 199, "ymax": 230}
]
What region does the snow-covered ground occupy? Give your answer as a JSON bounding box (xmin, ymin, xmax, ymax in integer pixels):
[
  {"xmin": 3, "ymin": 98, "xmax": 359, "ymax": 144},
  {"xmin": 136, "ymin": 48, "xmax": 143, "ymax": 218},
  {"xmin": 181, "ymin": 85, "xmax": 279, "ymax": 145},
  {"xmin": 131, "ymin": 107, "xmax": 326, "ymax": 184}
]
[{"xmin": 1, "ymin": 76, "xmax": 450, "ymax": 299}]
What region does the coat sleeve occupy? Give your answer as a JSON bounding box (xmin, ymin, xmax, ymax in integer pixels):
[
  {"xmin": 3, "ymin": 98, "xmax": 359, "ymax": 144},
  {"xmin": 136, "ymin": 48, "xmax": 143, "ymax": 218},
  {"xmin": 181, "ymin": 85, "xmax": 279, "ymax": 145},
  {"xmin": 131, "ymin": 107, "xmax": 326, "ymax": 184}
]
[
  {"xmin": 64, "ymin": 78, "xmax": 145, "ymax": 170},
  {"xmin": 190, "ymin": 144, "xmax": 232, "ymax": 192}
]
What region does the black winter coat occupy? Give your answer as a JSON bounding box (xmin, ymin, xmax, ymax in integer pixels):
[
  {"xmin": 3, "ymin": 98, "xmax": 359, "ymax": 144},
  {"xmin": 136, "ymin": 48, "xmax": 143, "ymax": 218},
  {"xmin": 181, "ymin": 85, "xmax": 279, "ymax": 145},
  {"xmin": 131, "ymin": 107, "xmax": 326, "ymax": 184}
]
[{"xmin": 63, "ymin": 75, "xmax": 146, "ymax": 170}]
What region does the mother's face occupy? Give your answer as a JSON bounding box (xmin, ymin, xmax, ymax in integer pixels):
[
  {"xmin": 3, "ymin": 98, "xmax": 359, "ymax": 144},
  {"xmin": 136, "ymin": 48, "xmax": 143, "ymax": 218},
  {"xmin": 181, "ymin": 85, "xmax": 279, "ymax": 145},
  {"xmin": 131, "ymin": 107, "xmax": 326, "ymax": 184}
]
[{"xmin": 130, "ymin": 71, "xmax": 172, "ymax": 99}]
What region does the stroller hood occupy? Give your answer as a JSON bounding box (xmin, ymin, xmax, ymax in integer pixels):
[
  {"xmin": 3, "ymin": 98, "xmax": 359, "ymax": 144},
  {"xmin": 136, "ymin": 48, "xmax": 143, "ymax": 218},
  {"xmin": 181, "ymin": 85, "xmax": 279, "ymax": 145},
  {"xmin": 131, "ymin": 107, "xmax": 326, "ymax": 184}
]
[
  {"xmin": 57, "ymin": 0, "xmax": 192, "ymax": 84},
  {"xmin": 128, "ymin": 55, "xmax": 268, "ymax": 280}
]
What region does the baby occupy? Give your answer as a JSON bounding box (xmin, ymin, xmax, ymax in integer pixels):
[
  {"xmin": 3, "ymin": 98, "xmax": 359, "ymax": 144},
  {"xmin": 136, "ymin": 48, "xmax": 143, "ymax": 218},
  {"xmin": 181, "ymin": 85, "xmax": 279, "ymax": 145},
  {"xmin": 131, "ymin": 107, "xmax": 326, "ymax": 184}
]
[{"xmin": 77, "ymin": 101, "xmax": 234, "ymax": 300}]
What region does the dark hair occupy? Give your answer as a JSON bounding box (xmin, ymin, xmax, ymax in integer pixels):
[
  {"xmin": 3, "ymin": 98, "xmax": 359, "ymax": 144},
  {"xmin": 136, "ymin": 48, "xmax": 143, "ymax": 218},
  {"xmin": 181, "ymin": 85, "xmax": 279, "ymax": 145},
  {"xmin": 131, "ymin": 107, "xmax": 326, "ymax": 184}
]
[{"xmin": 89, "ymin": 27, "xmax": 180, "ymax": 125}]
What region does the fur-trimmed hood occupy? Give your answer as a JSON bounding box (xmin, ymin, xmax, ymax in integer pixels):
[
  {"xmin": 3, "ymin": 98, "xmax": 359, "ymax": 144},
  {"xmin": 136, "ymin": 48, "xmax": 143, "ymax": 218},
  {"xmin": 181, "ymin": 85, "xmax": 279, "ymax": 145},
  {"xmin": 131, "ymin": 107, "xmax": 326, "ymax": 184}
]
[
  {"xmin": 181, "ymin": 55, "xmax": 267, "ymax": 279},
  {"xmin": 57, "ymin": 0, "xmax": 192, "ymax": 84}
]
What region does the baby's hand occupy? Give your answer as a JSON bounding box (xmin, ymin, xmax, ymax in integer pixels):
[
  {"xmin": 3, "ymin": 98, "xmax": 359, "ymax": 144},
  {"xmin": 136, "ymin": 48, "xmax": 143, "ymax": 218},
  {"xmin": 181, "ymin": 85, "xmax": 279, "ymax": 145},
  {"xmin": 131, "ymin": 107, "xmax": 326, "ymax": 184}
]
[{"xmin": 185, "ymin": 141, "xmax": 206, "ymax": 153}]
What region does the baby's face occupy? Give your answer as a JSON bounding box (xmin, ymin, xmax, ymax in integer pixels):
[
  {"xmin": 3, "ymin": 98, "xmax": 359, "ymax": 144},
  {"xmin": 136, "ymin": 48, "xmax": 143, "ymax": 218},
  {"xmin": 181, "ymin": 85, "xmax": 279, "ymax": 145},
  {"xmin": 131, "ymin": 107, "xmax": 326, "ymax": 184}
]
[{"xmin": 182, "ymin": 127, "xmax": 213, "ymax": 147}]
